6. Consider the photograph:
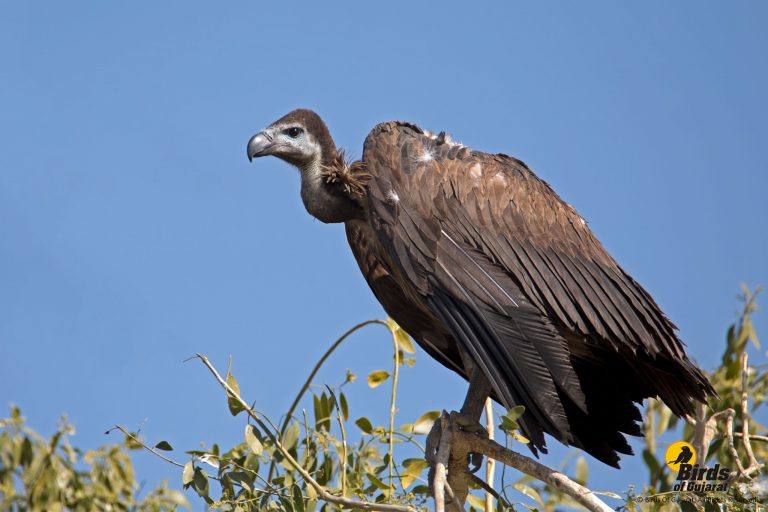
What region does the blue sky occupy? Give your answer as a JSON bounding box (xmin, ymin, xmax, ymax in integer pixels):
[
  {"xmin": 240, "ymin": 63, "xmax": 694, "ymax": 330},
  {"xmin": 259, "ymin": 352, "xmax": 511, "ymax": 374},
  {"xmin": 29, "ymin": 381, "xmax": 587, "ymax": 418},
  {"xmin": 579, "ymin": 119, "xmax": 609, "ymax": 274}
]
[{"xmin": 1, "ymin": 0, "xmax": 766, "ymax": 506}]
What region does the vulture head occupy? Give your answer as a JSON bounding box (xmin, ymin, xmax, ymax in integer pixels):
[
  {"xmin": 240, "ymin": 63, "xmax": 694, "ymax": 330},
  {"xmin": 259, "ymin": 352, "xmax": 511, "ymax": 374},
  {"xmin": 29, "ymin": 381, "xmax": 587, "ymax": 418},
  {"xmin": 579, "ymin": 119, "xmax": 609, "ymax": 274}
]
[
  {"xmin": 247, "ymin": 109, "xmax": 336, "ymax": 169},
  {"xmin": 247, "ymin": 109, "xmax": 368, "ymax": 224}
]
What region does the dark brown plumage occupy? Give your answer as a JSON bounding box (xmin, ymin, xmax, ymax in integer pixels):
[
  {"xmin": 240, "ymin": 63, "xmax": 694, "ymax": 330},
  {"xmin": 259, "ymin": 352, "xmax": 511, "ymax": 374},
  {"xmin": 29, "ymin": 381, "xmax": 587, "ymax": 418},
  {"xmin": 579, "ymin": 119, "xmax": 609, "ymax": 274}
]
[{"xmin": 247, "ymin": 109, "xmax": 715, "ymax": 468}]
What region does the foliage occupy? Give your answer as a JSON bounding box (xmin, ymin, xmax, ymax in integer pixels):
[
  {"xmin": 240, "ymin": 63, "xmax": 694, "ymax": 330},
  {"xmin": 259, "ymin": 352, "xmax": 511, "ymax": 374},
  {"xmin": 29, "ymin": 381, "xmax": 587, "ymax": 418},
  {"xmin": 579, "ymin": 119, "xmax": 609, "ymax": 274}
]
[
  {"xmin": 2, "ymin": 288, "xmax": 765, "ymax": 512},
  {"xmin": 0, "ymin": 407, "xmax": 188, "ymax": 511},
  {"xmin": 172, "ymin": 321, "xmax": 443, "ymax": 511},
  {"xmin": 628, "ymin": 285, "xmax": 767, "ymax": 511}
]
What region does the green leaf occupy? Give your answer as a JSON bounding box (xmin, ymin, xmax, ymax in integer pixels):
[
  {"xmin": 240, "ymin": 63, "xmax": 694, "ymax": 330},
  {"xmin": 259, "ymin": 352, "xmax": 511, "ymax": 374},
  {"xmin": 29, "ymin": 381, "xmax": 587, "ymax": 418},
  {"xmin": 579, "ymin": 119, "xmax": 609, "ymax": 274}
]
[
  {"xmin": 499, "ymin": 417, "xmax": 518, "ymax": 433},
  {"xmin": 182, "ymin": 461, "xmax": 195, "ymax": 487},
  {"xmin": 123, "ymin": 431, "xmax": 142, "ymax": 450},
  {"xmin": 20, "ymin": 436, "xmax": 33, "ymax": 467},
  {"xmin": 395, "ymin": 329, "xmax": 415, "ymax": 354},
  {"xmin": 355, "ymin": 416, "xmax": 373, "ymax": 434},
  {"xmin": 154, "ymin": 440, "xmax": 173, "ymax": 451},
  {"xmin": 656, "ymin": 405, "xmax": 673, "ymax": 436},
  {"xmin": 283, "ymin": 422, "xmax": 300, "ymax": 451},
  {"xmin": 367, "ymin": 370, "xmax": 390, "ymax": 388},
  {"xmin": 642, "ymin": 448, "xmax": 661, "ymax": 478},
  {"xmin": 192, "ymin": 467, "xmax": 209, "ymax": 498},
  {"xmin": 500, "ymin": 406, "xmax": 526, "ymax": 434},
  {"xmin": 467, "ymin": 494, "xmax": 486, "ymax": 510},
  {"xmin": 509, "ymin": 431, "xmax": 529, "ymax": 444},
  {"xmin": 319, "ymin": 392, "xmax": 331, "ymax": 431},
  {"xmin": 225, "ymin": 359, "xmax": 246, "ymax": 417},
  {"xmin": 245, "ymin": 425, "xmax": 263, "ymax": 455},
  {"xmin": 403, "ymin": 410, "xmax": 440, "ymax": 435},
  {"xmin": 746, "ymin": 319, "xmax": 760, "ymax": 349},
  {"xmin": 386, "ymin": 317, "xmax": 416, "ymax": 354},
  {"xmin": 511, "ymin": 483, "xmax": 544, "ymax": 506},
  {"xmin": 305, "ymin": 481, "xmax": 318, "ymax": 500},
  {"xmin": 400, "ymin": 458, "xmax": 429, "ymax": 488},
  {"xmin": 339, "ymin": 392, "xmax": 349, "ymax": 422},
  {"xmin": 227, "ymin": 470, "xmax": 254, "ymax": 493},
  {"xmin": 505, "ymin": 405, "xmax": 525, "ymax": 421},
  {"xmin": 575, "ymin": 456, "xmax": 588, "ymax": 485},
  {"xmin": 367, "ymin": 472, "xmax": 390, "ymax": 491},
  {"xmin": 593, "ymin": 490, "xmax": 622, "ymax": 499},
  {"xmin": 313, "ymin": 394, "xmax": 322, "ymax": 430},
  {"xmin": 292, "ymin": 483, "xmax": 305, "ymax": 512}
]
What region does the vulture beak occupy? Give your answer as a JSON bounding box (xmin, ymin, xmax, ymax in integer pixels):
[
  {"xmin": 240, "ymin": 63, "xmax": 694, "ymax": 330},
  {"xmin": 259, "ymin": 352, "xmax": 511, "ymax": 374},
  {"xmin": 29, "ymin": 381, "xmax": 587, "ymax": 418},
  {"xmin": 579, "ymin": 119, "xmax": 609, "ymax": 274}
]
[{"xmin": 247, "ymin": 131, "xmax": 274, "ymax": 161}]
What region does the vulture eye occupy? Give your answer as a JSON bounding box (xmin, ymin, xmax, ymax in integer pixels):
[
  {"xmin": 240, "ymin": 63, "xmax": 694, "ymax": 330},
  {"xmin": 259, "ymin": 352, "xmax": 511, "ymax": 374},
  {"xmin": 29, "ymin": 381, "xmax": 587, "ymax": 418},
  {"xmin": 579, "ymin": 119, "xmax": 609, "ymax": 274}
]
[{"xmin": 284, "ymin": 127, "xmax": 303, "ymax": 138}]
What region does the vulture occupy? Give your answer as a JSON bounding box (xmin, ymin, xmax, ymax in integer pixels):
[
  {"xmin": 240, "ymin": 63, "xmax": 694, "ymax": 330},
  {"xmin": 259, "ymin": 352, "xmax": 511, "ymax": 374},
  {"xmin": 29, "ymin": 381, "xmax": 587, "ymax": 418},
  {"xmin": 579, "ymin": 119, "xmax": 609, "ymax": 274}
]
[{"xmin": 247, "ymin": 109, "xmax": 714, "ymax": 468}]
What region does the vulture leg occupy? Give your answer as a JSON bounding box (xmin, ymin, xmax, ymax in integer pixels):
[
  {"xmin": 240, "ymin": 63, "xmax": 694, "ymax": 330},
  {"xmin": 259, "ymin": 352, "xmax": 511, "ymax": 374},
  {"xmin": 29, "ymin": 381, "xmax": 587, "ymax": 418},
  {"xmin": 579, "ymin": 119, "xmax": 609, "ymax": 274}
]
[
  {"xmin": 425, "ymin": 367, "xmax": 493, "ymax": 511},
  {"xmin": 459, "ymin": 366, "xmax": 493, "ymax": 423},
  {"xmin": 458, "ymin": 365, "xmax": 493, "ymax": 473}
]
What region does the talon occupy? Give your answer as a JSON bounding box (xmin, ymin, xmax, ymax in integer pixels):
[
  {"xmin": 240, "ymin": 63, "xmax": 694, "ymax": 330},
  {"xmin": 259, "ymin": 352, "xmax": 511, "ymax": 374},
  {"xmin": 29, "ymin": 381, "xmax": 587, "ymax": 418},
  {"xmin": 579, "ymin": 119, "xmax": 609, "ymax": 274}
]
[{"xmin": 445, "ymin": 411, "xmax": 490, "ymax": 474}]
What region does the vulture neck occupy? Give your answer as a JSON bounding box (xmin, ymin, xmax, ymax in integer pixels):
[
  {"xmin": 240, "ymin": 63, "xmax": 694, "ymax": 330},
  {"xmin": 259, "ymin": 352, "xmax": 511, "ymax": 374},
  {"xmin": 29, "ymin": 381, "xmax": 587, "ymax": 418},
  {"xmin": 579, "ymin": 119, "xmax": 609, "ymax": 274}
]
[{"xmin": 298, "ymin": 150, "xmax": 363, "ymax": 224}]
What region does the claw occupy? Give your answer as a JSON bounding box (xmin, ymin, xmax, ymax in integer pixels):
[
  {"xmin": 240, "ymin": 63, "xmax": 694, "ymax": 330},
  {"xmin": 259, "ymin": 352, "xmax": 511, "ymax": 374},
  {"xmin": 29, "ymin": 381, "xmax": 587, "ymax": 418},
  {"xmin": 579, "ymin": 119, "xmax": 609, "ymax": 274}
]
[{"xmin": 427, "ymin": 411, "xmax": 488, "ymax": 474}]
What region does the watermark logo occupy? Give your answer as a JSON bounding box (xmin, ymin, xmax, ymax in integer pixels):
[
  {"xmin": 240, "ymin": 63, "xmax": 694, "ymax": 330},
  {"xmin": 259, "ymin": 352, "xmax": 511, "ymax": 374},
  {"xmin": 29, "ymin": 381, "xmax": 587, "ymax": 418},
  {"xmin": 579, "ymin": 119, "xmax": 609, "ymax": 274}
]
[
  {"xmin": 665, "ymin": 441, "xmax": 731, "ymax": 492},
  {"xmin": 665, "ymin": 441, "xmax": 696, "ymax": 472}
]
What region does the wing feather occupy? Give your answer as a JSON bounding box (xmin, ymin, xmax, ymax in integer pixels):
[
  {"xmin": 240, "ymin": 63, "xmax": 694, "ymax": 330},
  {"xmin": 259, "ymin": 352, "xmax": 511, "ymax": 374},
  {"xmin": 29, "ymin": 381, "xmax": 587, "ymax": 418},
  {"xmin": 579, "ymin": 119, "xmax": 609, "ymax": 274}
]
[{"xmin": 357, "ymin": 121, "xmax": 714, "ymax": 465}]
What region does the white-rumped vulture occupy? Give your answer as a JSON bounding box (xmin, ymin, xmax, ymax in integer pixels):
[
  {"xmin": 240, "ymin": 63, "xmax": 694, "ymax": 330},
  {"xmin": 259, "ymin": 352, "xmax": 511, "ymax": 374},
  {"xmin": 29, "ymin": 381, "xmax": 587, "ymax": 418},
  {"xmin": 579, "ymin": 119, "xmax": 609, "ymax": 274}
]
[{"xmin": 247, "ymin": 109, "xmax": 714, "ymax": 467}]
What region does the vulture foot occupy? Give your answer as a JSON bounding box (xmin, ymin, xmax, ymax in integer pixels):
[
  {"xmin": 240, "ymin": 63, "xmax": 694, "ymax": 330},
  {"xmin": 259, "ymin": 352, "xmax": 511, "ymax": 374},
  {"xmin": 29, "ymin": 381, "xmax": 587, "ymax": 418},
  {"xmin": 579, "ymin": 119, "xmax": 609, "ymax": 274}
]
[
  {"xmin": 447, "ymin": 411, "xmax": 488, "ymax": 473},
  {"xmin": 426, "ymin": 411, "xmax": 490, "ymax": 509}
]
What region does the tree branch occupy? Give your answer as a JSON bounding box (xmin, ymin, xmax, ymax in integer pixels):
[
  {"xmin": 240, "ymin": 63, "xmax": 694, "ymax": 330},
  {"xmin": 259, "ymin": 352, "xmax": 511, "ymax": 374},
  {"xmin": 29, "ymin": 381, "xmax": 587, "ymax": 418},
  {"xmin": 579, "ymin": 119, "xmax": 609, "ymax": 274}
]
[
  {"xmin": 108, "ymin": 425, "xmax": 186, "ymax": 470},
  {"xmin": 460, "ymin": 431, "xmax": 613, "ymax": 512},
  {"xmin": 388, "ymin": 324, "xmax": 400, "ymax": 497},
  {"xmin": 484, "ymin": 398, "xmax": 495, "ymax": 512},
  {"xmin": 428, "ymin": 412, "xmax": 613, "ymax": 512},
  {"xmin": 736, "ymin": 352, "xmax": 763, "ymax": 478}
]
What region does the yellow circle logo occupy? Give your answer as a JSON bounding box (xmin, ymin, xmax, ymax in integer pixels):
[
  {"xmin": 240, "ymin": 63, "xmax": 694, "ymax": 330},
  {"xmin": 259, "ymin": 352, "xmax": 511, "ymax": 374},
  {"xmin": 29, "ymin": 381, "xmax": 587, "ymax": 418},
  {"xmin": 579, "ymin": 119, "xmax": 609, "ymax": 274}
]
[{"xmin": 665, "ymin": 441, "xmax": 696, "ymax": 472}]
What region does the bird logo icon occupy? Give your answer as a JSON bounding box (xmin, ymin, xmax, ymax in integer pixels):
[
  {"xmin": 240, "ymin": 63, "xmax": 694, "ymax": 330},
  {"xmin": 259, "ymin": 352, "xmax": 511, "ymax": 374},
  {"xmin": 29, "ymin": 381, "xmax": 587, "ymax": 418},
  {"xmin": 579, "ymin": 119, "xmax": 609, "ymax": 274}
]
[{"xmin": 665, "ymin": 441, "xmax": 697, "ymax": 472}]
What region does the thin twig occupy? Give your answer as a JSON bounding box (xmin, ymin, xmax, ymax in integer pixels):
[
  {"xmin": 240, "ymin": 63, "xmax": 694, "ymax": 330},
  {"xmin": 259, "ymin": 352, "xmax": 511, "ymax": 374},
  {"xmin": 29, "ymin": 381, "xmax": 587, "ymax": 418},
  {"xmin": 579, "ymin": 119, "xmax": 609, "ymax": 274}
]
[
  {"xmin": 280, "ymin": 320, "xmax": 388, "ymax": 436},
  {"xmin": 470, "ymin": 474, "xmax": 506, "ymax": 507},
  {"xmin": 388, "ymin": 324, "xmax": 400, "ymax": 498},
  {"xmin": 196, "ymin": 354, "xmax": 417, "ymax": 512},
  {"xmin": 111, "ymin": 425, "xmax": 286, "ymax": 504},
  {"xmin": 453, "ymin": 429, "xmax": 613, "ymax": 512},
  {"xmin": 723, "ymin": 411, "xmax": 747, "ymax": 477},
  {"xmin": 484, "ymin": 398, "xmax": 495, "ymax": 512},
  {"xmin": 733, "ymin": 433, "xmax": 768, "ymax": 443},
  {"xmin": 108, "ymin": 425, "xmax": 186, "ymax": 469},
  {"xmin": 737, "ymin": 352, "xmax": 763, "ymax": 478}
]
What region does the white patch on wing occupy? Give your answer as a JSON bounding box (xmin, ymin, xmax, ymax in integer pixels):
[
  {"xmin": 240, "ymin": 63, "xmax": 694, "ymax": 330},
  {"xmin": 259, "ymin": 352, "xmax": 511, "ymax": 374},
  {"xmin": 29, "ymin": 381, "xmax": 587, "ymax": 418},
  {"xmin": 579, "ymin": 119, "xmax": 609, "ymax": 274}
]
[
  {"xmin": 491, "ymin": 172, "xmax": 508, "ymax": 186},
  {"xmin": 386, "ymin": 189, "xmax": 399, "ymax": 204},
  {"xmin": 418, "ymin": 146, "xmax": 435, "ymax": 162},
  {"xmin": 469, "ymin": 163, "xmax": 483, "ymax": 179}
]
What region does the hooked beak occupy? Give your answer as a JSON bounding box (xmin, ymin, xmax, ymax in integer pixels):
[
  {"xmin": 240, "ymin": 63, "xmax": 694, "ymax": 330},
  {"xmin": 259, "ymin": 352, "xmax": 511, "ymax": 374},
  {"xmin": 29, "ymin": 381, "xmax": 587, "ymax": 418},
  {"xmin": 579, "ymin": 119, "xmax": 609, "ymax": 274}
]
[{"xmin": 247, "ymin": 131, "xmax": 274, "ymax": 161}]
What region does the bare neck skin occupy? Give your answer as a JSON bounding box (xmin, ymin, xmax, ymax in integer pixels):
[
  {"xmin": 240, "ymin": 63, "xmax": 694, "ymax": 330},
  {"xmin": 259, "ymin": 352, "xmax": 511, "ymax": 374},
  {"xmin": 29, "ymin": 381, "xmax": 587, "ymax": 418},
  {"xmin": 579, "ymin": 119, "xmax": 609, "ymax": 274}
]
[{"xmin": 298, "ymin": 154, "xmax": 361, "ymax": 224}]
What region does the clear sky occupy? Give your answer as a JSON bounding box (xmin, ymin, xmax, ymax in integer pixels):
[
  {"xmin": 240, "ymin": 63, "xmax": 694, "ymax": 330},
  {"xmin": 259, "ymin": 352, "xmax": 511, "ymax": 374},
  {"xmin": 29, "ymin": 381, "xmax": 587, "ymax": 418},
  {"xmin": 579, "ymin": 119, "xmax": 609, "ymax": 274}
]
[{"xmin": 1, "ymin": 0, "xmax": 767, "ymax": 506}]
